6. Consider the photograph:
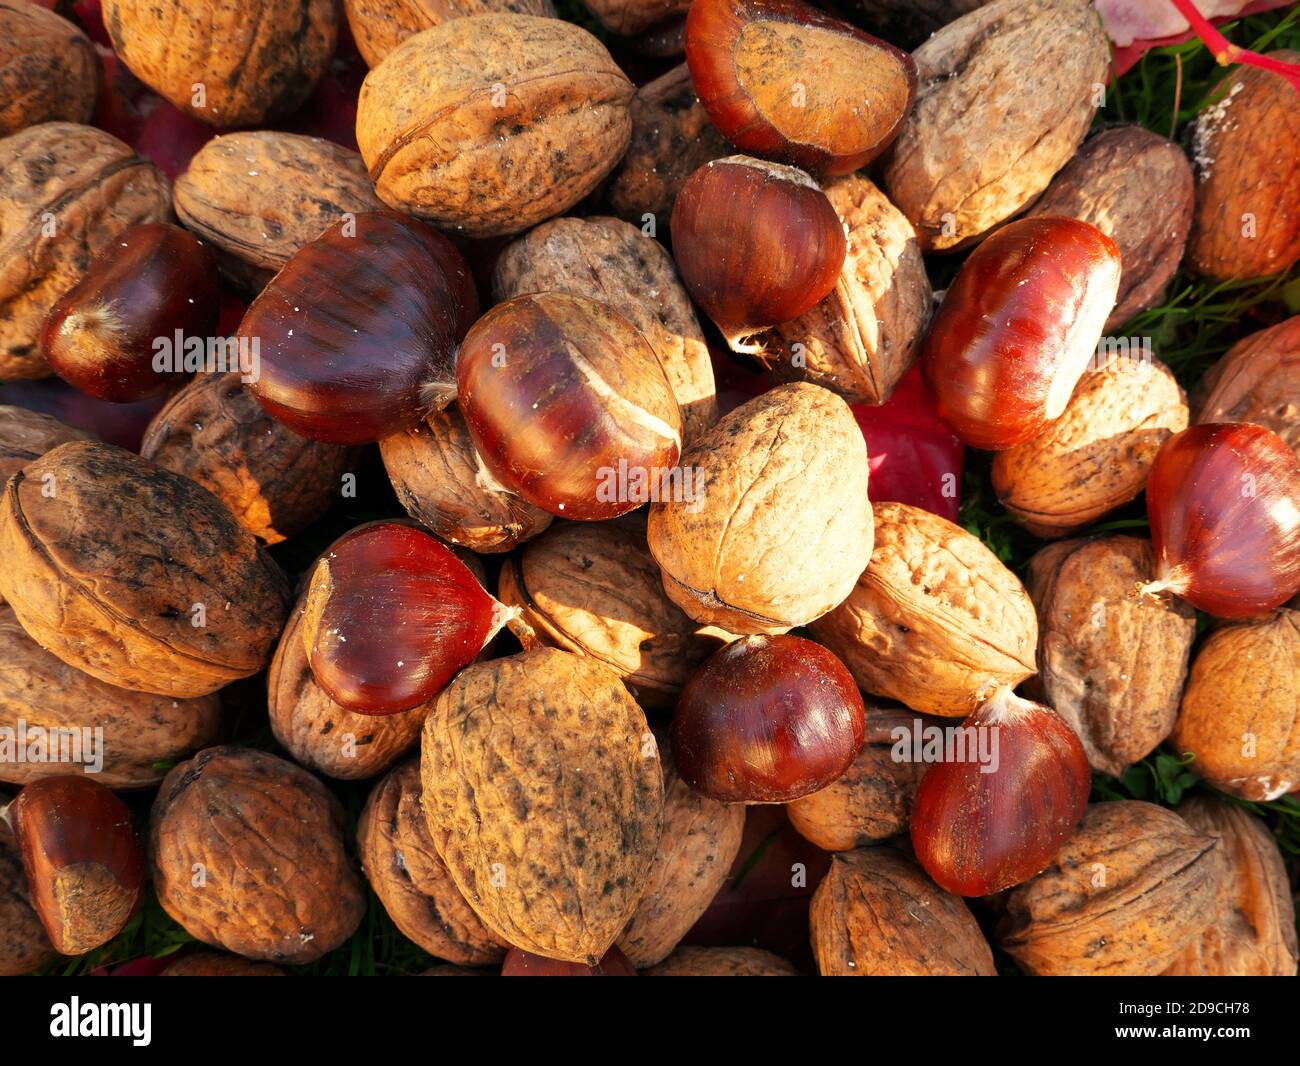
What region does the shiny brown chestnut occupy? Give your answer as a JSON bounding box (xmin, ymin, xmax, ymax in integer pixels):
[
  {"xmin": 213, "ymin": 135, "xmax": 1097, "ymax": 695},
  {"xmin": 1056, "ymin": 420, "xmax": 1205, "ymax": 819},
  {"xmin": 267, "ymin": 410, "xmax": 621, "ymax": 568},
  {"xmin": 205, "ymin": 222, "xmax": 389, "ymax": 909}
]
[
  {"xmin": 1142, "ymin": 423, "xmax": 1300, "ymax": 618},
  {"xmin": 671, "ymin": 634, "xmax": 865, "ymax": 803},
  {"xmin": 501, "ymin": 945, "xmax": 637, "ymax": 976},
  {"xmin": 910, "ymin": 689, "xmax": 1090, "ymax": 897},
  {"xmin": 3, "ymin": 776, "xmax": 144, "ymax": 955},
  {"xmin": 671, "ymin": 156, "xmax": 846, "ymax": 353},
  {"xmin": 241, "ymin": 210, "xmax": 477, "ymax": 444},
  {"xmin": 920, "ymin": 217, "xmax": 1122, "ymax": 450},
  {"xmin": 685, "ymin": 0, "xmax": 916, "ymax": 176},
  {"xmin": 456, "ymin": 291, "xmax": 682, "ymax": 521},
  {"xmin": 41, "ymin": 223, "xmax": 219, "ymax": 403}
]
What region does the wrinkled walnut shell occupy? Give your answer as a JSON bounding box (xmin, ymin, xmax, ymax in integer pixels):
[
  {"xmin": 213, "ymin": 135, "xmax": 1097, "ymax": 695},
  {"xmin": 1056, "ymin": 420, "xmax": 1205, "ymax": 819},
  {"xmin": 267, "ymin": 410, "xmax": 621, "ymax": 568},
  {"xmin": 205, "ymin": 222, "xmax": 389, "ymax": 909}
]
[
  {"xmin": 809, "ymin": 501, "xmax": 1037, "ymax": 717},
  {"xmin": 150, "ymin": 747, "xmax": 366, "ymax": 963},
  {"xmin": 163, "ymin": 953, "xmax": 287, "ymax": 976},
  {"xmin": 0, "ymin": 832, "xmax": 52, "ymax": 976},
  {"xmin": 0, "ymin": 2, "xmax": 98, "ymax": 136},
  {"xmin": 645, "ymin": 946, "xmax": 800, "ymax": 976},
  {"xmin": 345, "ymin": 0, "xmax": 557, "ymax": 67},
  {"xmin": 1195, "ymin": 315, "xmax": 1300, "ymax": 459}
]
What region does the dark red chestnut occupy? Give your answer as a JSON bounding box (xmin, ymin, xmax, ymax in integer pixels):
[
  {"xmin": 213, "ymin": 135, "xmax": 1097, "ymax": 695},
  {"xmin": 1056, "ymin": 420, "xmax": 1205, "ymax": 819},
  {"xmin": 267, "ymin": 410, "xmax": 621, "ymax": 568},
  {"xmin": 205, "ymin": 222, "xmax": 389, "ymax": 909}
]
[
  {"xmin": 671, "ymin": 156, "xmax": 846, "ymax": 353},
  {"xmin": 909, "ymin": 689, "xmax": 1090, "ymax": 897},
  {"xmin": 3, "ymin": 776, "xmax": 144, "ymax": 955},
  {"xmin": 456, "ymin": 291, "xmax": 682, "ymax": 521},
  {"xmin": 501, "ymin": 945, "xmax": 637, "ymax": 976},
  {"xmin": 41, "ymin": 223, "xmax": 220, "ymax": 403},
  {"xmin": 920, "ymin": 217, "xmax": 1122, "ymax": 450},
  {"xmin": 1143, "ymin": 422, "xmax": 1300, "ymax": 618},
  {"xmin": 671, "ymin": 634, "xmax": 865, "ymax": 803},
  {"xmin": 685, "ymin": 0, "xmax": 916, "ymax": 176},
  {"xmin": 302, "ymin": 522, "xmax": 511, "ymax": 715},
  {"xmin": 241, "ymin": 210, "xmax": 478, "ymax": 445}
]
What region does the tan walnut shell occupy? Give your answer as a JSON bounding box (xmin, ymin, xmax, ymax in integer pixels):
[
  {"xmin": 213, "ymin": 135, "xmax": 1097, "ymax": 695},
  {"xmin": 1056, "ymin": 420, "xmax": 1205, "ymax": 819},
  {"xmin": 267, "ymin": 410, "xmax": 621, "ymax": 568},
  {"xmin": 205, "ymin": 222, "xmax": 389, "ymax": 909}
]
[
  {"xmin": 0, "ymin": 829, "xmax": 53, "ymax": 976},
  {"xmin": 1171, "ymin": 608, "xmax": 1300, "ymax": 801},
  {"xmin": 786, "ymin": 702, "xmax": 930, "ymax": 851},
  {"xmin": 0, "ymin": 406, "xmax": 96, "ymax": 483},
  {"xmin": 1188, "ymin": 52, "xmax": 1300, "ymax": 280},
  {"xmin": 358, "ymin": 759, "xmax": 509, "ymax": 965},
  {"xmin": 357, "ymin": 15, "xmax": 635, "ymax": 237},
  {"xmin": 810, "ymin": 847, "xmax": 995, "ymax": 976},
  {"xmin": 648, "ymin": 382, "xmax": 873, "ymax": 635},
  {"xmin": 141, "ymin": 373, "xmax": 355, "ymax": 546},
  {"xmin": 102, "ymin": 0, "xmax": 339, "ymax": 128},
  {"xmin": 162, "ymin": 953, "xmax": 287, "ymax": 976},
  {"xmin": 0, "ymin": 441, "xmax": 291, "ymax": 697},
  {"xmin": 345, "ymin": 0, "xmax": 557, "ymax": 67},
  {"xmin": 0, "ymin": 2, "xmax": 98, "ymax": 136},
  {"xmin": 499, "ymin": 522, "xmax": 726, "ymax": 708},
  {"xmin": 379, "ymin": 406, "xmax": 552, "ymax": 554},
  {"xmin": 582, "ymin": 0, "xmax": 687, "ymax": 35},
  {"xmin": 0, "ymin": 122, "xmax": 170, "ymax": 381},
  {"xmin": 1195, "ymin": 314, "xmax": 1300, "ymax": 459},
  {"xmin": 809, "ymin": 501, "xmax": 1037, "ymax": 717},
  {"xmin": 645, "ymin": 946, "xmax": 800, "ymax": 976},
  {"xmin": 493, "ymin": 214, "xmax": 718, "ymax": 445},
  {"xmin": 150, "ymin": 746, "xmax": 366, "ymax": 963},
  {"xmin": 882, "ymin": 0, "xmax": 1110, "ymax": 251},
  {"xmin": 420, "ymin": 648, "xmax": 664, "ymax": 964},
  {"xmin": 993, "ymin": 356, "xmax": 1188, "ymax": 538},
  {"xmin": 1163, "ymin": 795, "xmax": 1298, "ymax": 977}
]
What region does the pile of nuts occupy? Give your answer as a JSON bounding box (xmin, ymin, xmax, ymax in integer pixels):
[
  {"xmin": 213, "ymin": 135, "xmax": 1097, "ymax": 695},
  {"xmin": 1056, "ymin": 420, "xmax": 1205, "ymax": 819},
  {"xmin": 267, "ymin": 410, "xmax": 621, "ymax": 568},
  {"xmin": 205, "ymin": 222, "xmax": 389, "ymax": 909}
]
[{"xmin": 0, "ymin": 0, "xmax": 1298, "ymax": 979}]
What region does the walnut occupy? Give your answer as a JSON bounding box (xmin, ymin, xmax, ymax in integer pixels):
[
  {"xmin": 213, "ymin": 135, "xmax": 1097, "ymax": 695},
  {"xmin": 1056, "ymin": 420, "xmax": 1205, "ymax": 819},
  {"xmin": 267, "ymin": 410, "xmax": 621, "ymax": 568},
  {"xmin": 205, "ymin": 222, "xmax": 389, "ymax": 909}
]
[
  {"xmin": 358, "ymin": 760, "xmax": 509, "ymax": 964},
  {"xmin": 810, "ymin": 847, "xmax": 995, "ymax": 976},
  {"xmin": 0, "ymin": 2, "xmax": 98, "ymax": 136},
  {"xmin": 345, "ymin": 0, "xmax": 557, "ymax": 67},
  {"xmin": 582, "ymin": 0, "xmax": 687, "ymax": 34},
  {"xmin": 0, "ymin": 830, "xmax": 52, "ymax": 976},
  {"xmin": 809, "ymin": 501, "xmax": 1037, "ymax": 717},
  {"xmin": 997, "ymin": 801, "xmax": 1221, "ymax": 976},
  {"xmin": 150, "ymin": 747, "xmax": 366, "ymax": 963},
  {"xmin": 0, "ymin": 122, "xmax": 169, "ymax": 380},
  {"xmin": 420, "ymin": 648, "xmax": 664, "ymax": 964},
  {"xmin": 1195, "ymin": 315, "xmax": 1300, "ymax": 459},
  {"xmin": 0, "ymin": 406, "xmax": 96, "ymax": 483},
  {"xmin": 162, "ymin": 953, "xmax": 287, "ymax": 976},
  {"xmin": 356, "ymin": 15, "xmax": 635, "ymax": 237},
  {"xmin": 1025, "ymin": 536, "xmax": 1196, "ymax": 778},
  {"xmin": 645, "ymin": 946, "xmax": 801, "ymax": 976}
]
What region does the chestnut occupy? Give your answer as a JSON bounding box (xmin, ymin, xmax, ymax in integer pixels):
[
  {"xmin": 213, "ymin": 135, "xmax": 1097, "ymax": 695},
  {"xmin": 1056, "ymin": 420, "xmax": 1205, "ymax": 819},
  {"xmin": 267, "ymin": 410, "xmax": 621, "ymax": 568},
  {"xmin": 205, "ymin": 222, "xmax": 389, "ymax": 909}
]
[
  {"xmin": 302, "ymin": 522, "xmax": 512, "ymax": 715},
  {"xmin": 1143, "ymin": 423, "xmax": 1300, "ymax": 618},
  {"xmin": 909, "ymin": 689, "xmax": 1090, "ymax": 897},
  {"xmin": 3, "ymin": 776, "xmax": 144, "ymax": 955},
  {"xmin": 671, "ymin": 635, "xmax": 865, "ymax": 803},
  {"xmin": 501, "ymin": 946, "xmax": 637, "ymax": 976},
  {"xmin": 41, "ymin": 223, "xmax": 220, "ymax": 403},
  {"xmin": 671, "ymin": 156, "xmax": 846, "ymax": 353},
  {"xmin": 241, "ymin": 210, "xmax": 478, "ymax": 444},
  {"xmin": 685, "ymin": 0, "xmax": 916, "ymax": 176},
  {"xmin": 456, "ymin": 292, "xmax": 682, "ymax": 521},
  {"xmin": 920, "ymin": 217, "xmax": 1122, "ymax": 450}
]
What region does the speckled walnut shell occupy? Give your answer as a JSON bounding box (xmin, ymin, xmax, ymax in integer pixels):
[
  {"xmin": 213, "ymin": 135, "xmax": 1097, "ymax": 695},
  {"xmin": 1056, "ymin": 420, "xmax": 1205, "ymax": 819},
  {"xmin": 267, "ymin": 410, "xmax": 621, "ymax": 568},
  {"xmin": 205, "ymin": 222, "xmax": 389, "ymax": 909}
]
[
  {"xmin": 1026, "ymin": 126, "xmax": 1194, "ymax": 331},
  {"xmin": 882, "ymin": 0, "xmax": 1110, "ymax": 251},
  {"xmin": 604, "ymin": 63, "xmax": 728, "ymax": 226},
  {"xmin": 992, "ymin": 357, "xmax": 1188, "ymax": 538},
  {"xmin": 420, "ymin": 648, "xmax": 664, "ymax": 964},
  {"xmin": 615, "ymin": 749, "xmax": 745, "ymax": 968},
  {"xmin": 359, "ymin": 760, "xmax": 509, "ymax": 964},
  {"xmin": 150, "ymin": 746, "xmax": 366, "ymax": 964},
  {"xmin": 583, "ymin": 0, "xmax": 688, "ymax": 35},
  {"xmin": 809, "ymin": 501, "xmax": 1036, "ymax": 717},
  {"xmin": 356, "ymin": 14, "xmax": 635, "ymax": 237},
  {"xmin": 346, "ymin": 0, "xmax": 557, "ymax": 66},
  {"xmin": 0, "ymin": 122, "xmax": 169, "ymax": 381},
  {"xmin": 1163, "ymin": 796, "xmax": 1298, "ymax": 977},
  {"xmin": 493, "ymin": 214, "xmax": 718, "ymax": 444},
  {"xmin": 0, "ymin": 605, "xmax": 222, "ymax": 789},
  {"xmin": 810, "ymin": 847, "xmax": 995, "ymax": 976},
  {"xmin": 644, "ymin": 946, "xmax": 800, "ymax": 976},
  {"xmin": 173, "ymin": 132, "xmax": 384, "ymax": 292},
  {"xmin": 499, "ymin": 523, "xmax": 726, "ymax": 708},
  {"xmin": 102, "ymin": 0, "xmax": 339, "ymax": 128},
  {"xmin": 1187, "ymin": 52, "xmax": 1300, "ymax": 281},
  {"xmin": 1025, "ymin": 536, "xmax": 1196, "ymax": 778},
  {"xmin": 0, "ymin": 2, "xmax": 98, "ymax": 136},
  {"xmin": 379, "ymin": 406, "xmax": 552, "ymax": 554},
  {"xmin": 268, "ymin": 596, "xmax": 427, "ymax": 781},
  {"xmin": 163, "ymin": 953, "xmax": 287, "ymax": 976},
  {"xmin": 141, "ymin": 373, "xmax": 355, "ymax": 545},
  {"xmin": 1195, "ymin": 315, "xmax": 1300, "ymax": 458},
  {"xmin": 997, "ymin": 801, "xmax": 1220, "ymax": 976},
  {"xmin": 786, "ymin": 702, "xmax": 929, "ymax": 851},
  {"xmin": 0, "ymin": 832, "xmax": 52, "ymax": 976},
  {"xmin": 1171, "ymin": 609, "xmax": 1300, "ymax": 801},
  {"xmin": 771, "ymin": 174, "xmax": 931, "ymax": 404},
  {"xmin": 647, "ymin": 383, "xmax": 873, "ymax": 635},
  {"xmin": 0, "ymin": 441, "xmax": 291, "ymax": 697}
]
